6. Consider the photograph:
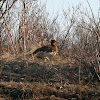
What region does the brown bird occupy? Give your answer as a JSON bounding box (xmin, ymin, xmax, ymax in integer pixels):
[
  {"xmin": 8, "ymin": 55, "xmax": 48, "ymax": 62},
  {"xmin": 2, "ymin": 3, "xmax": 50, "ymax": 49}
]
[{"xmin": 32, "ymin": 40, "xmax": 58, "ymax": 60}]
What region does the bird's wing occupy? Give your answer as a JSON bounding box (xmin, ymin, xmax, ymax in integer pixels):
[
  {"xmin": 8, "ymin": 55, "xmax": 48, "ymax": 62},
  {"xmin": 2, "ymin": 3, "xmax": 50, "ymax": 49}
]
[{"xmin": 32, "ymin": 45, "xmax": 52, "ymax": 55}]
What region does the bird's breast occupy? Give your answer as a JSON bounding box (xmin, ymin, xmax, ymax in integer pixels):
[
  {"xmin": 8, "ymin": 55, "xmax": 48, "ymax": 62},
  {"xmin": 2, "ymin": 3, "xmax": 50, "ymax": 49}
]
[{"xmin": 37, "ymin": 52, "xmax": 54, "ymax": 57}]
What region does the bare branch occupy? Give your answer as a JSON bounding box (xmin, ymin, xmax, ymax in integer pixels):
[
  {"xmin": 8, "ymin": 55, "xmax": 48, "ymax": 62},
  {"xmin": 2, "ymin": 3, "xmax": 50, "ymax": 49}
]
[{"xmin": 0, "ymin": 0, "xmax": 18, "ymax": 20}]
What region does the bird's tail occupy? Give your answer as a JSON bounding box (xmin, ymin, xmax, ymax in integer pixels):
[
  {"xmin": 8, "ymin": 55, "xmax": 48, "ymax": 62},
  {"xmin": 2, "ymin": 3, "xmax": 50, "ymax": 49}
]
[{"xmin": 30, "ymin": 48, "xmax": 40, "ymax": 56}]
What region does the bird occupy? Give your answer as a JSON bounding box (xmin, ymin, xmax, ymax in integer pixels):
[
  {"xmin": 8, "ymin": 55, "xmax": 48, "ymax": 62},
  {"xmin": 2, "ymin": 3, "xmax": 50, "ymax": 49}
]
[{"xmin": 31, "ymin": 40, "xmax": 58, "ymax": 60}]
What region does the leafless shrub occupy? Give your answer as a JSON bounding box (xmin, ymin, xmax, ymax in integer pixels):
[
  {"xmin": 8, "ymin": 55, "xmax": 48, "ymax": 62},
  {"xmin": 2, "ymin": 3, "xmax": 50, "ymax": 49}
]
[
  {"xmin": 0, "ymin": 0, "xmax": 99, "ymax": 81},
  {"xmin": 0, "ymin": 0, "xmax": 60, "ymax": 56}
]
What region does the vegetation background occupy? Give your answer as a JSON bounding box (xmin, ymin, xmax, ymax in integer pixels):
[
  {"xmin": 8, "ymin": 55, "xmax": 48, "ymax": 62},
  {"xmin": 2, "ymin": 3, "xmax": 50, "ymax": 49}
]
[{"xmin": 0, "ymin": 0, "xmax": 100, "ymax": 99}]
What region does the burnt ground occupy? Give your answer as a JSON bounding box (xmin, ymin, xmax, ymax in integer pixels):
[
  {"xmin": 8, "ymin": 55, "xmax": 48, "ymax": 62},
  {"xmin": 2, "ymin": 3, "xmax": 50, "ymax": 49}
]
[{"xmin": 0, "ymin": 60, "xmax": 100, "ymax": 100}]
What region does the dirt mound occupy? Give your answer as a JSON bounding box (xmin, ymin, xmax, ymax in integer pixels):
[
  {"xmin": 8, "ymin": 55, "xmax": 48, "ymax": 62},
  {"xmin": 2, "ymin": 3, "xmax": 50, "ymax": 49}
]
[{"xmin": 0, "ymin": 60, "xmax": 99, "ymax": 83}]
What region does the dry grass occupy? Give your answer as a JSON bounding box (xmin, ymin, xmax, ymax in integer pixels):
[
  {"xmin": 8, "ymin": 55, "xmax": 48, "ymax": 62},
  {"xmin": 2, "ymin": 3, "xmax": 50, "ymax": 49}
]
[
  {"xmin": 0, "ymin": 81, "xmax": 100, "ymax": 100},
  {"xmin": 0, "ymin": 59, "xmax": 100, "ymax": 99},
  {"xmin": 0, "ymin": 51, "xmax": 76, "ymax": 66}
]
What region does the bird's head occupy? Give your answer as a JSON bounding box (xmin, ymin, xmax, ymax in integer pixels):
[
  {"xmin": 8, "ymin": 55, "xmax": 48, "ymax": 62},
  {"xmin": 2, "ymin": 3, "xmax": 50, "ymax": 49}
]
[{"xmin": 51, "ymin": 40, "xmax": 56, "ymax": 46}]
